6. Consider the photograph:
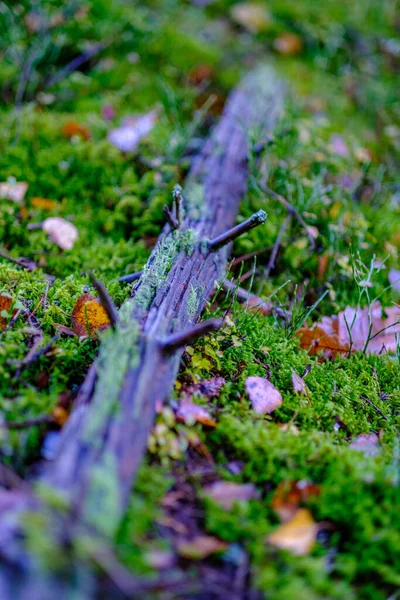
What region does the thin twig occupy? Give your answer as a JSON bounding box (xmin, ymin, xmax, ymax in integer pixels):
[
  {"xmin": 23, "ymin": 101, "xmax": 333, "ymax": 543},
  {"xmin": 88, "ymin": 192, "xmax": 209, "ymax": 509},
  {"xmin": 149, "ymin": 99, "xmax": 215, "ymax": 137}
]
[
  {"xmin": 0, "ymin": 248, "xmax": 36, "ymax": 271},
  {"xmin": 118, "ymin": 270, "xmax": 143, "ymax": 284},
  {"xmin": 2, "ymin": 416, "xmax": 53, "ymax": 430},
  {"xmin": 44, "ymin": 42, "xmax": 109, "ymax": 89},
  {"xmin": 163, "ymin": 205, "xmax": 179, "ymax": 230},
  {"xmin": 264, "ymin": 214, "xmax": 291, "ymax": 279},
  {"xmin": 208, "ymin": 210, "xmax": 267, "ymax": 252},
  {"xmin": 161, "ymin": 319, "xmax": 223, "ymax": 355},
  {"xmin": 89, "ymin": 274, "xmax": 119, "ymax": 329}
]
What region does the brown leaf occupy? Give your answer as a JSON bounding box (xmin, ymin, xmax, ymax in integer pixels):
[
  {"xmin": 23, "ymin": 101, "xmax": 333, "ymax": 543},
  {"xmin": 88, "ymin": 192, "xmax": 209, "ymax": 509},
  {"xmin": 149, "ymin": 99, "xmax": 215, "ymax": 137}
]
[
  {"xmin": 55, "ymin": 324, "xmax": 77, "ymax": 337},
  {"xmin": 61, "ymin": 120, "xmax": 91, "ymax": 140},
  {"xmin": 71, "ymin": 293, "xmax": 112, "ymax": 338},
  {"xmin": 267, "ymin": 508, "xmax": 319, "ymax": 555},
  {"xmin": 273, "ymin": 33, "xmax": 303, "ymax": 56},
  {"xmin": 0, "ymin": 295, "xmax": 17, "ymax": 330},
  {"xmin": 0, "ymin": 181, "xmax": 28, "ymax": 203},
  {"xmin": 271, "ymin": 481, "xmax": 321, "ymax": 522},
  {"xmin": 176, "ymin": 536, "xmax": 227, "ymax": 560},
  {"xmin": 349, "ymin": 433, "xmax": 380, "ymax": 457},
  {"xmin": 176, "ymin": 398, "xmax": 217, "ymax": 427},
  {"xmin": 297, "ymin": 301, "xmax": 400, "ymax": 357},
  {"xmin": 42, "ymin": 217, "xmax": 78, "ymax": 250},
  {"xmin": 31, "ymin": 197, "xmax": 57, "ymax": 211},
  {"xmin": 245, "ymin": 376, "xmax": 282, "ymax": 414},
  {"xmin": 203, "ymin": 481, "xmax": 259, "ymax": 510}
]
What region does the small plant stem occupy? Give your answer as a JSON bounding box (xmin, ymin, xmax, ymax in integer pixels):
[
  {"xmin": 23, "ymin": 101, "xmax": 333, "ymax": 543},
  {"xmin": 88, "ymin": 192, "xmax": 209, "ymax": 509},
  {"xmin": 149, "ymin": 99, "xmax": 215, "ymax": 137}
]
[
  {"xmin": 89, "ymin": 274, "xmax": 119, "ymax": 329},
  {"xmin": 161, "ymin": 318, "xmax": 223, "ymax": 355},
  {"xmin": 2, "ymin": 416, "xmax": 53, "ymax": 430},
  {"xmin": 163, "ymin": 205, "xmax": 179, "ymax": 230},
  {"xmin": 118, "ymin": 271, "xmax": 143, "ymax": 284},
  {"xmin": 208, "ymin": 210, "xmax": 267, "ymax": 252}
]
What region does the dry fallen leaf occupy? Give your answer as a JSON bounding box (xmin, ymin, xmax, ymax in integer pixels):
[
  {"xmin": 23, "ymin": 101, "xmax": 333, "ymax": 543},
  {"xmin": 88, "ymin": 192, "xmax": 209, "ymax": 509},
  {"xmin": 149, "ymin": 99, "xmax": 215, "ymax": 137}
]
[
  {"xmin": 231, "ymin": 3, "xmax": 271, "ymax": 33},
  {"xmin": 291, "ymin": 369, "xmax": 308, "ymax": 396},
  {"xmin": 61, "ymin": 120, "xmax": 91, "ymax": 140},
  {"xmin": 273, "ymin": 33, "xmax": 303, "ymax": 56},
  {"xmin": 245, "ymin": 376, "xmax": 283, "ymax": 414},
  {"xmin": 271, "ymin": 481, "xmax": 321, "ymax": 522},
  {"xmin": 349, "ymin": 433, "xmax": 380, "ymax": 457},
  {"xmin": 42, "ymin": 217, "xmax": 78, "ymax": 250},
  {"xmin": 71, "ymin": 293, "xmax": 111, "ymax": 337},
  {"xmin": 176, "ymin": 536, "xmax": 227, "ymax": 560},
  {"xmin": 176, "ymin": 398, "xmax": 217, "ymax": 427},
  {"xmin": 108, "ymin": 110, "xmax": 157, "ymax": 152},
  {"xmin": 0, "ymin": 181, "xmax": 28, "ymax": 203},
  {"xmin": 297, "ymin": 301, "xmax": 400, "ymax": 357},
  {"xmin": 203, "ymin": 481, "xmax": 259, "ymax": 510},
  {"xmin": 0, "ymin": 295, "xmax": 17, "ymax": 330},
  {"xmin": 31, "ymin": 197, "xmax": 57, "ymax": 211},
  {"xmin": 267, "ymin": 508, "xmax": 319, "ymax": 555}
]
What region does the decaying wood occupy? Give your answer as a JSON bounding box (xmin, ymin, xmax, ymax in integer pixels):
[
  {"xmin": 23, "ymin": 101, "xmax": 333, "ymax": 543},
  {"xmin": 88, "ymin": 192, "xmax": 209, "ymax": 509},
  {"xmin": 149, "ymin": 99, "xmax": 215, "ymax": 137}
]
[{"xmin": 0, "ymin": 65, "xmax": 284, "ymax": 597}]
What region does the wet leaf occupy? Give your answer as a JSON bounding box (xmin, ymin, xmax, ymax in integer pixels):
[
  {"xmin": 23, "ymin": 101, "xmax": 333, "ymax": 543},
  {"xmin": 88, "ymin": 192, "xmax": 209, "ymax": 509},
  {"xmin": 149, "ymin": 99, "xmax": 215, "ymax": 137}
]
[
  {"xmin": 176, "ymin": 398, "xmax": 217, "ymax": 427},
  {"xmin": 273, "ymin": 33, "xmax": 303, "ymax": 56},
  {"xmin": 0, "ymin": 181, "xmax": 28, "ymax": 203},
  {"xmin": 108, "ymin": 110, "xmax": 157, "ymax": 152},
  {"xmin": 203, "ymin": 481, "xmax": 259, "ymax": 510},
  {"xmin": 297, "ymin": 301, "xmax": 400, "ymax": 357},
  {"xmin": 271, "ymin": 481, "xmax": 321, "ymax": 522},
  {"xmin": 42, "ymin": 217, "xmax": 78, "ymax": 250},
  {"xmin": 231, "ymin": 3, "xmax": 271, "ymax": 33},
  {"xmin": 267, "ymin": 508, "xmax": 319, "ymax": 555},
  {"xmin": 71, "ymin": 293, "xmax": 111, "ymax": 337},
  {"xmin": 61, "ymin": 120, "xmax": 91, "ymax": 140},
  {"xmin": 245, "ymin": 376, "xmax": 282, "ymax": 414},
  {"xmin": 176, "ymin": 535, "xmax": 227, "ymax": 560},
  {"xmin": 349, "ymin": 433, "xmax": 380, "ymax": 456}
]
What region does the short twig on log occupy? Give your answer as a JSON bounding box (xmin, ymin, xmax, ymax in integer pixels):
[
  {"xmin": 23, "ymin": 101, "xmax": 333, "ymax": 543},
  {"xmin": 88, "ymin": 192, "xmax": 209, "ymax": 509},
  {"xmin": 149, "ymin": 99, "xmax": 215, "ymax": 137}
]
[
  {"xmin": 163, "ymin": 205, "xmax": 179, "ymax": 230},
  {"xmin": 161, "ymin": 318, "xmax": 223, "ymax": 355},
  {"xmin": 89, "ymin": 273, "xmax": 119, "ymax": 329},
  {"xmin": 118, "ymin": 270, "xmax": 143, "ymax": 284},
  {"xmin": 208, "ymin": 210, "xmax": 267, "ymax": 252}
]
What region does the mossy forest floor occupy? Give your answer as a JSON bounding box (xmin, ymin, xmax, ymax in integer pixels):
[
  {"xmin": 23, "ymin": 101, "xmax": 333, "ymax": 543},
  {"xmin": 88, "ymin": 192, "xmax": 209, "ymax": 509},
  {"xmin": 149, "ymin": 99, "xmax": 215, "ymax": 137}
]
[{"xmin": 1, "ymin": 1, "xmax": 400, "ymax": 598}]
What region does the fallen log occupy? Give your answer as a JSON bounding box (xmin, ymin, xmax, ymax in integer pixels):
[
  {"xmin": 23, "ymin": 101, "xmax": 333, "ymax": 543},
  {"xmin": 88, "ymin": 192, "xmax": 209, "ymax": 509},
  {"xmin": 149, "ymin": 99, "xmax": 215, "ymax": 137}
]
[{"xmin": 0, "ymin": 65, "xmax": 284, "ymax": 597}]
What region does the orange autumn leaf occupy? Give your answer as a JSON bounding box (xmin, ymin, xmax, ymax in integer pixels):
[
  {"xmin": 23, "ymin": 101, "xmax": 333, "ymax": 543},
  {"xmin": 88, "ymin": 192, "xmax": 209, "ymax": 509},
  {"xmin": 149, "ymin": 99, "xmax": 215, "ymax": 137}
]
[
  {"xmin": 71, "ymin": 293, "xmax": 111, "ymax": 337},
  {"xmin": 0, "ymin": 295, "xmax": 17, "ymax": 330},
  {"xmin": 297, "ymin": 301, "xmax": 400, "ymax": 357},
  {"xmin": 31, "ymin": 197, "xmax": 57, "ymax": 210},
  {"xmin": 271, "ymin": 481, "xmax": 321, "ymax": 522},
  {"xmin": 61, "ymin": 120, "xmax": 91, "ymax": 140},
  {"xmin": 267, "ymin": 508, "xmax": 319, "ymax": 556},
  {"xmin": 52, "ymin": 406, "xmax": 69, "ymax": 426}
]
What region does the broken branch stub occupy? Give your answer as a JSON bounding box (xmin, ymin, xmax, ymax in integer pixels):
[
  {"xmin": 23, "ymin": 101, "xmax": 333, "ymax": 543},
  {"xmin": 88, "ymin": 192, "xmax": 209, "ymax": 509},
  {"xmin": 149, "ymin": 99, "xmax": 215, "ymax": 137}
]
[{"xmin": 0, "ymin": 65, "xmax": 285, "ymax": 597}]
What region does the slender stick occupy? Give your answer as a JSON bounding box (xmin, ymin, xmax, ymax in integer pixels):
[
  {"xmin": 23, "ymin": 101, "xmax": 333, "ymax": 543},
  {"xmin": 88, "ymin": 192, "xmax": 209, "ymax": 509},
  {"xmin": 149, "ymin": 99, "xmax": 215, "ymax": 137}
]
[
  {"xmin": 208, "ymin": 210, "xmax": 267, "ymax": 252},
  {"xmin": 163, "ymin": 205, "xmax": 179, "ymax": 230},
  {"xmin": 118, "ymin": 271, "xmax": 143, "ymax": 284},
  {"xmin": 89, "ymin": 274, "xmax": 118, "ymax": 329},
  {"xmin": 161, "ymin": 319, "xmax": 223, "ymax": 355},
  {"xmin": 263, "ymin": 214, "xmax": 291, "ymax": 279}
]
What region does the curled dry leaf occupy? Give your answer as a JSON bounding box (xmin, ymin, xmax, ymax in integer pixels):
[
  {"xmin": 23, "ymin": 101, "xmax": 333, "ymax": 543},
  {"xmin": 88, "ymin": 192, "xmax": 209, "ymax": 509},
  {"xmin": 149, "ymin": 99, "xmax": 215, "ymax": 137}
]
[
  {"xmin": 203, "ymin": 481, "xmax": 259, "ymax": 510},
  {"xmin": 0, "ymin": 181, "xmax": 28, "ymax": 203},
  {"xmin": 291, "ymin": 369, "xmax": 308, "ymax": 396},
  {"xmin": 349, "ymin": 433, "xmax": 380, "ymax": 457},
  {"xmin": 231, "ymin": 3, "xmax": 271, "ymax": 33},
  {"xmin": 176, "ymin": 398, "xmax": 217, "ymax": 427},
  {"xmin": 61, "ymin": 120, "xmax": 91, "ymax": 140},
  {"xmin": 267, "ymin": 508, "xmax": 319, "ymax": 556},
  {"xmin": 71, "ymin": 293, "xmax": 112, "ymax": 338},
  {"xmin": 176, "ymin": 535, "xmax": 227, "ymax": 560},
  {"xmin": 42, "ymin": 217, "xmax": 78, "ymax": 250},
  {"xmin": 245, "ymin": 376, "xmax": 282, "ymax": 414},
  {"xmin": 297, "ymin": 301, "xmax": 400, "ymax": 357},
  {"xmin": 271, "ymin": 480, "xmax": 321, "ymax": 522},
  {"xmin": 108, "ymin": 110, "xmax": 157, "ymax": 153}
]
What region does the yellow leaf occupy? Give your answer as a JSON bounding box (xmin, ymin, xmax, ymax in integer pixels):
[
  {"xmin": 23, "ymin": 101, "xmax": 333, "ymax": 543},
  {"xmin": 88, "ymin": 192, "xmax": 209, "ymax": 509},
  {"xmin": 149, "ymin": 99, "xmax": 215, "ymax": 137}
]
[
  {"xmin": 267, "ymin": 508, "xmax": 318, "ymax": 555},
  {"xmin": 71, "ymin": 293, "xmax": 111, "ymax": 338}
]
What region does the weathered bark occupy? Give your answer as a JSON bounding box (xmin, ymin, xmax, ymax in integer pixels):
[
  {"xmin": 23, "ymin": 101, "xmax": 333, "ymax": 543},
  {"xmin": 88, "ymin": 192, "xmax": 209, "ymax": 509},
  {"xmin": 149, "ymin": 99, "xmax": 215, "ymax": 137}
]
[{"xmin": 0, "ymin": 65, "xmax": 284, "ymax": 598}]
